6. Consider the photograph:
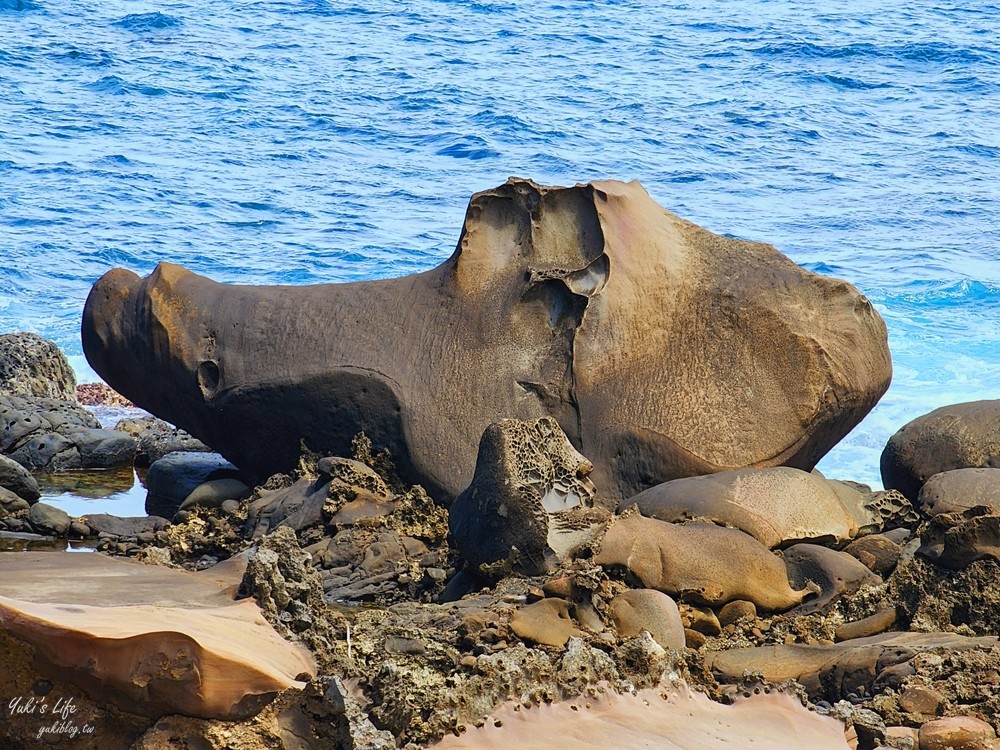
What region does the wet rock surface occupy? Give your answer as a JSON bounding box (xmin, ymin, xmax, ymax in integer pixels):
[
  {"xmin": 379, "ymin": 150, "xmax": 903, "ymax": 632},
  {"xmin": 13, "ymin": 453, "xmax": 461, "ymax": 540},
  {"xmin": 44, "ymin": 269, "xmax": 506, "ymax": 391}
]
[{"xmin": 0, "ymin": 394, "xmax": 137, "ymax": 472}]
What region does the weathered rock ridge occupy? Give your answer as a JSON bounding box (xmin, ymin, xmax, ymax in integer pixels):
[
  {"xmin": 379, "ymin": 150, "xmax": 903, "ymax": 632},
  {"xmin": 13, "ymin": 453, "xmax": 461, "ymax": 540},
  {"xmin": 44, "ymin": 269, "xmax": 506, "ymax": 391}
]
[{"xmin": 83, "ymin": 178, "xmax": 891, "ymax": 502}]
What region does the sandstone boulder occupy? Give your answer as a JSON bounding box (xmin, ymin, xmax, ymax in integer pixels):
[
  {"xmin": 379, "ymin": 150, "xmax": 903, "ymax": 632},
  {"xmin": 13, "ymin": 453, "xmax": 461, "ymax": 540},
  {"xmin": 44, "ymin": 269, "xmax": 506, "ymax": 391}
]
[
  {"xmin": 0, "ymin": 552, "xmax": 314, "ymax": 720},
  {"xmin": 918, "ymin": 468, "xmax": 1000, "ymax": 517},
  {"xmin": 882, "ymin": 401, "xmax": 1000, "ymax": 501},
  {"xmin": 0, "ymin": 332, "xmax": 76, "ymax": 401},
  {"xmin": 83, "ymin": 178, "xmax": 890, "ymax": 503},
  {"xmin": 450, "ymin": 417, "xmax": 608, "ymax": 575},
  {"xmin": 608, "ymin": 589, "xmax": 685, "ymax": 650},
  {"xmin": 706, "ymin": 632, "xmax": 998, "ymax": 700},
  {"xmin": 595, "ymin": 512, "xmax": 809, "ymax": 612},
  {"xmin": 621, "ymin": 467, "xmax": 901, "ymax": 549}
]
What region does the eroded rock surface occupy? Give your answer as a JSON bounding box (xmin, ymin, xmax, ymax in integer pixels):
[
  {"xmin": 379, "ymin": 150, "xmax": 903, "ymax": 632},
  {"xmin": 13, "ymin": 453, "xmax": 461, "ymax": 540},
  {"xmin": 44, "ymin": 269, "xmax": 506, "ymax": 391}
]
[
  {"xmin": 432, "ymin": 680, "xmax": 851, "ymax": 750},
  {"xmin": 0, "ymin": 332, "xmax": 77, "ymax": 401},
  {"xmin": 0, "ymin": 394, "xmax": 136, "ymax": 472},
  {"xmin": 450, "ymin": 417, "xmax": 608, "ymax": 575},
  {"xmin": 0, "ymin": 551, "xmax": 314, "ymax": 720},
  {"xmin": 918, "ymin": 468, "xmax": 1000, "ymax": 517},
  {"xmin": 621, "ymin": 467, "xmax": 910, "ymax": 549},
  {"xmin": 83, "ymin": 178, "xmax": 890, "ymax": 502},
  {"xmin": 706, "ymin": 632, "xmax": 998, "ymax": 700}
]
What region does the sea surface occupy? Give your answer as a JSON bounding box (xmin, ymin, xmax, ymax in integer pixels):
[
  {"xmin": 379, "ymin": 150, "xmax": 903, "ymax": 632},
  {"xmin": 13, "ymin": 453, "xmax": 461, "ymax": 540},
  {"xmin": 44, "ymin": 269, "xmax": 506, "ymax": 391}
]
[{"xmin": 2, "ymin": 0, "xmax": 999, "ymax": 489}]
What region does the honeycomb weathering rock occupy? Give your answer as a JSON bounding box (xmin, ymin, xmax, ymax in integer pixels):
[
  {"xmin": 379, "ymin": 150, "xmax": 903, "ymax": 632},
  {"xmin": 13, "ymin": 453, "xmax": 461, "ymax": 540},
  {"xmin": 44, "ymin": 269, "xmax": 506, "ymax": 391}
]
[
  {"xmin": 449, "ymin": 417, "xmax": 608, "ymax": 575},
  {"xmin": 82, "ymin": 178, "xmax": 891, "ymax": 502}
]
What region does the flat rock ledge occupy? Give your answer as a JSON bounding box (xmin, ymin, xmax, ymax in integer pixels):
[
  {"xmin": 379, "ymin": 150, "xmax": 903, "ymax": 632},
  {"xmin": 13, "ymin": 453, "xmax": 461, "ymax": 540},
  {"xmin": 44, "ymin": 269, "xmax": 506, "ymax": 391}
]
[{"xmin": 0, "ymin": 552, "xmax": 314, "ymax": 731}]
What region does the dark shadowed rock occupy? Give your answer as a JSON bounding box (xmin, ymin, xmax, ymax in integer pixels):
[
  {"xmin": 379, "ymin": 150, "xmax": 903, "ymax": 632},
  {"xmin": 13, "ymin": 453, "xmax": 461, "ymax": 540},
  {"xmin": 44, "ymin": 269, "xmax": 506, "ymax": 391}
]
[
  {"xmin": 83, "ymin": 179, "xmax": 890, "ymax": 503},
  {"xmin": 246, "ymin": 477, "xmax": 329, "ymax": 538},
  {"xmin": 0, "ymin": 332, "xmax": 76, "ymax": 401},
  {"xmin": 82, "ymin": 513, "xmax": 170, "ymax": 538},
  {"xmin": 26, "ymin": 502, "xmax": 71, "ymax": 535},
  {"xmin": 881, "ymin": 401, "xmax": 1000, "ymax": 501},
  {"xmin": 0, "ymin": 454, "xmax": 39, "ymax": 502},
  {"xmin": 449, "ymin": 417, "xmax": 608, "ymax": 575},
  {"xmin": 145, "ymin": 451, "xmax": 241, "ymax": 517}
]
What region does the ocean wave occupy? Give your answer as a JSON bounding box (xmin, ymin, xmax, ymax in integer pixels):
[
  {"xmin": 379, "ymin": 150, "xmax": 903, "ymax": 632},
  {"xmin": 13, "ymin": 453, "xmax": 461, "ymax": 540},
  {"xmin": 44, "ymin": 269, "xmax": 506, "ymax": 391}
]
[{"xmin": 114, "ymin": 12, "xmax": 182, "ymax": 32}]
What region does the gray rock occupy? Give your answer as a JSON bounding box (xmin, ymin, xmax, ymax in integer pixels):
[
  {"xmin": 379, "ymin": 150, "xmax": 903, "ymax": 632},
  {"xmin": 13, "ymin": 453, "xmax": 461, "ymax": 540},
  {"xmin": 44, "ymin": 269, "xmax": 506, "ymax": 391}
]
[
  {"xmin": 0, "ymin": 332, "xmax": 76, "ymax": 401},
  {"xmin": 27, "ymin": 502, "xmax": 71, "ymax": 536},
  {"xmin": 137, "ymin": 428, "xmax": 212, "ymax": 467},
  {"xmin": 9, "ymin": 432, "xmax": 80, "ymax": 472},
  {"xmin": 178, "ymin": 478, "xmax": 251, "ymax": 512},
  {"xmin": 70, "ymin": 428, "xmax": 137, "ymax": 468},
  {"xmin": 81, "ymin": 513, "xmax": 169, "ymax": 538},
  {"xmin": 245, "ymin": 477, "xmax": 329, "ymax": 538},
  {"xmin": 145, "ymin": 451, "xmax": 241, "ymax": 517},
  {"xmin": 0, "ymin": 454, "xmax": 39, "ymax": 502},
  {"xmin": 0, "ymin": 395, "xmax": 134, "ymax": 472},
  {"xmin": 0, "ymin": 487, "xmax": 30, "ymax": 513}
]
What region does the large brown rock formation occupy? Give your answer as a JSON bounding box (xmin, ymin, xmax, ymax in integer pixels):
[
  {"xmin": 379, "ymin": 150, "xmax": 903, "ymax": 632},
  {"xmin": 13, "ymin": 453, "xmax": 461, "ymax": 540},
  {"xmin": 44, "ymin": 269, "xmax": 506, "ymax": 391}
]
[{"xmin": 83, "ymin": 178, "xmax": 890, "ymax": 502}]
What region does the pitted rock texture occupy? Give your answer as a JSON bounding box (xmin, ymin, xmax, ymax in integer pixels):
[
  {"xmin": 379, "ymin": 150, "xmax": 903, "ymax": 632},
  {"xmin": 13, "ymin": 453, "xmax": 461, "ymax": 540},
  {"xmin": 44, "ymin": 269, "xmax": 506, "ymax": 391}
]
[
  {"xmin": 239, "ymin": 525, "xmax": 342, "ymax": 669},
  {"xmin": 83, "ymin": 178, "xmax": 890, "ymax": 502},
  {"xmin": 432, "ymin": 680, "xmax": 852, "ymax": 750},
  {"xmin": 917, "ymin": 507, "xmax": 1000, "ymax": 569},
  {"xmin": 0, "ymin": 332, "xmax": 77, "ymax": 401},
  {"xmin": 881, "ymin": 401, "xmax": 1000, "ymax": 501},
  {"xmin": 595, "ymin": 511, "xmax": 809, "ymax": 612},
  {"xmin": 0, "ymin": 394, "xmax": 136, "ymax": 472},
  {"xmin": 449, "ymin": 417, "xmax": 608, "ymax": 575}
]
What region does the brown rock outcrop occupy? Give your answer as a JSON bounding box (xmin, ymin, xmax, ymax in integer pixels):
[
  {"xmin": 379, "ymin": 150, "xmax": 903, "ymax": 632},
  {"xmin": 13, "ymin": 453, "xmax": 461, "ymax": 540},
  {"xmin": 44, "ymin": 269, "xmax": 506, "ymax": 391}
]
[
  {"xmin": 0, "ymin": 551, "xmax": 314, "ymax": 721},
  {"xmin": 706, "ymin": 632, "xmax": 998, "ymax": 700},
  {"xmin": 449, "ymin": 417, "xmax": 608, "ymax": 575},
  {"xmin": 621, "ymin": 467, "xmax": 902, "ymax": 549},
  {"xmin": 881, "ymin": 401, "xmax": 1000, "ymax": 501},
  {"xmin": 595, "ymin": 512, "xmax": 810, "ymax": 611},
  {"xmin": 83, "ymin": 178, "xmax": 890, "ymax": 502}
]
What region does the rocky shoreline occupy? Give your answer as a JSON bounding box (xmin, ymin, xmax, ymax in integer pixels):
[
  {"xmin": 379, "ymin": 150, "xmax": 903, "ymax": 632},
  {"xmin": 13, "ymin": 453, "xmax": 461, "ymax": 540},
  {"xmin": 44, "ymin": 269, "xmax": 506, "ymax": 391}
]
[{"xmin": 2, "ymin": 181, "xmax": 1000, "ymax": 750}]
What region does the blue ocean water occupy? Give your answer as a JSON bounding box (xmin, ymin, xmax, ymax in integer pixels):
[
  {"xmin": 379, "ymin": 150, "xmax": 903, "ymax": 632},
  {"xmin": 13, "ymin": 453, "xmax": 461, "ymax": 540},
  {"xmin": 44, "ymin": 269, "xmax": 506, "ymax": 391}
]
[{"xmin": 1, "ymin": 0, "xmax": 998, "ymax": 488}]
